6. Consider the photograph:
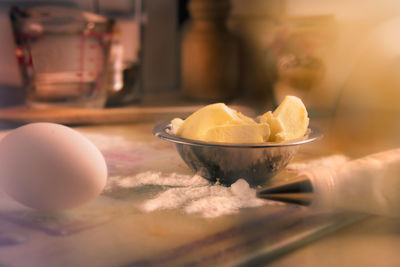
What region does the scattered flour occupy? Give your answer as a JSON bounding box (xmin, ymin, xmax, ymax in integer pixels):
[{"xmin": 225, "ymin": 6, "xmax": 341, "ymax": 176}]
[
  {"xmin": 105, "ymin": 155, "xmax": 350, "ymax": 218},
  {"xmin": 141, "ymin": 178, "xmax": 270, "ymax": 218},
  {"xmin": 116, "ymin": 172, "xmax": 208, "ymax": 188},
  {"xmin": 184, "ymin": 180, "xmax": 266, "ymax": 218},
  {"xmin": 106, "ymin": 172, "xmax": 274, "ymax": 218}
]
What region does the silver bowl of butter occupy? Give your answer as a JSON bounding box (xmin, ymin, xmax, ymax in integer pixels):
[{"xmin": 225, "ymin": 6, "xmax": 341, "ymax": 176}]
[
  {"xmin": 153, "ymin": 96, "xmax": 322, "ymax": 186},
  {"xmin": 153, "ymin": 121, "xmax": 321, "ymax": 186}
]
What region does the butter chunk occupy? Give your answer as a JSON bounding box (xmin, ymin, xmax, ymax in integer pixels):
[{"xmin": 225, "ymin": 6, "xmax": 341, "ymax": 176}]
[
  {"xmin": 260, "ymin": 96, "xmax": 309, "ymax": 141},
  {"xmin": 170, "ymin": 118, "xmax": 184, "ymax": 135},
  {"xmin": 259, "ymin": 111, "xmax": 284, "ymax": 141},
  {"xmin": 204, "ymin": 124, "xmax": 270, "ymax": 143},
  {"xmin": 172, "ymin": 96, "xmax": 309, "ymax": 143},
  {"xmin": 236, "ymin": 112, "xmax": 257, "ymax": 125},
  {"xmin": 176, "ymin": 103, "xmax": 255, "ymax": 141}
]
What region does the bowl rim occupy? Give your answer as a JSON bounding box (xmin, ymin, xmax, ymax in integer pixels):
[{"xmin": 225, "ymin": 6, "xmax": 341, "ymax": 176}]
[{"xmin": 153, "ymin": 121, "xmax": 323, "ymax": 148}]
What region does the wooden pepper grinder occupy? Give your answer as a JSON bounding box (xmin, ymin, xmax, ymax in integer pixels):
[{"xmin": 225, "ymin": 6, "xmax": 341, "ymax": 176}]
[{"xmin": 181, "ymin": 0, "xmax": 238, "ymax": 101}]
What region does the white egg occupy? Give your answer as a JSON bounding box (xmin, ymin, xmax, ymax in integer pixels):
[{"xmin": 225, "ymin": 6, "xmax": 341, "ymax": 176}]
[{"xmin": 0, "ymin": 123, "xmax": 107, "ymax": 210}]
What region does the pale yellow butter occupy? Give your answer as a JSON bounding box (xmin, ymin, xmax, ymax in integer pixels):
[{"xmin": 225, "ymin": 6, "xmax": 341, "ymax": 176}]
[
  {"xmin": 204, "ymin": 124, "xmax": 270, "ymax": 143},
  {"xmin": 259, "ymin": 96, "xmax": 309, "ymax": 141},
  {"xmin": 175, "ymin": 103, "xmax": 256, "ymax": 141},
  {"xmin": 170, "ymin": 118, "xmax": 184, "ymax": 135},
  {"xmin": 172, "ymin": 96, "xmax": 309, "ymax": 143},
  {"xmin": 258, "ymin": 111, "xmax": 284, "ymax": 141}
]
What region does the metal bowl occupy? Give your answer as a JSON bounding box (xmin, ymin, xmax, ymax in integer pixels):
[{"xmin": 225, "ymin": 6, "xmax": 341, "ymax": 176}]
[{"xmin": 153, "ymin": 121, "xmax": 322, "ymax": 186}]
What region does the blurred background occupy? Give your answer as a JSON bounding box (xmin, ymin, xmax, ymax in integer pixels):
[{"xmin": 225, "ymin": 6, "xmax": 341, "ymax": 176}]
[{"xmin": 1, "ymin": 0, "xmax": 400, "ymax": 154}]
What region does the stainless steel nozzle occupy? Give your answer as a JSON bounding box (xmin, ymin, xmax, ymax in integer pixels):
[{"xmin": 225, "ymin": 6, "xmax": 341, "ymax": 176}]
[{"xmin": 257, "ymin": 175, "xmax": 314, "ymax": 206}]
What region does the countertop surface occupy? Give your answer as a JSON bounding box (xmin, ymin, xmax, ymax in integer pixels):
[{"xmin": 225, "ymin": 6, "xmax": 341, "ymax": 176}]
[{"xmin": 0, "ymin": 112, "xmax": 399, "ymax": 267}]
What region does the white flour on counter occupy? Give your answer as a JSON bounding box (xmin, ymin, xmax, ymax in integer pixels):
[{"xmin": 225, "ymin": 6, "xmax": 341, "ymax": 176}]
[
  {"xmin": 106, "ymin": 172, "xmax": 277, "ymax": 218},
  {"xmin": 114, "ymin": 172, "xmax": 209, "ymax": 188},
  {"xmin": 143, "ymin": 178, "xmax": 269, "ymax": 218},
  {"xmin": 105, "ymin": 155, "xmax": 349, "ymax": 218}
]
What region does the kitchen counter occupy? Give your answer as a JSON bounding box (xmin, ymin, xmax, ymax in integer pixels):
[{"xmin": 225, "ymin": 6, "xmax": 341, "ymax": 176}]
[
  {"xmin": 269, "ymin": 215, "xmax": 400, "ymax": 267},
  {"xmin": 0, "ymin": 115, "xmax": 399, "ymax": 267}
]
